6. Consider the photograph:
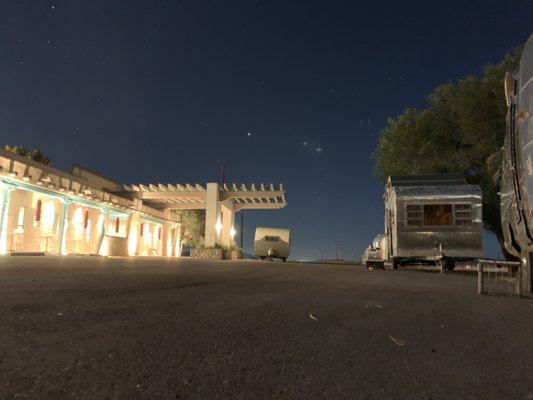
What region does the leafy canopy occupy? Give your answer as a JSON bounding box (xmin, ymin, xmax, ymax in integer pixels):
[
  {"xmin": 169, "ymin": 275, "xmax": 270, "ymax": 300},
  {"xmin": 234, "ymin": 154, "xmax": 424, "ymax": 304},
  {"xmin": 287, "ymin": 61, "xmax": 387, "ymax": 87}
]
[{"xmin": 4, "ymin": 145, "xmax": 51, "ymax": 166}]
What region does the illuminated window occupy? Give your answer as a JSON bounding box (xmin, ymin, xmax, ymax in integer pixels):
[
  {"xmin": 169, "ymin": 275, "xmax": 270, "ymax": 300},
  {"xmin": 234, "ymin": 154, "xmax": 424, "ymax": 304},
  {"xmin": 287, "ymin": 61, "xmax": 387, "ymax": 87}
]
[
  {"xmin": 17, "ymin": 207, "xmax": 26, "ymax": 230},
  {"xmin": 406, "ymin": 204, "xmax": 456, "ymax": 227},
  {"xmin": 115, "ymin": 217, "xmax": 120, "ymax": 233},
  {"xmin": 265, "ymin": 236, "xmax": 280, "ymax": 242},
  {"xmin": 423, "ymin": 204, "xmax": 453, "ymax": 226},
  {"xmin": 453, "ymin": 204, "xmax": 472, "ymax": 226}
]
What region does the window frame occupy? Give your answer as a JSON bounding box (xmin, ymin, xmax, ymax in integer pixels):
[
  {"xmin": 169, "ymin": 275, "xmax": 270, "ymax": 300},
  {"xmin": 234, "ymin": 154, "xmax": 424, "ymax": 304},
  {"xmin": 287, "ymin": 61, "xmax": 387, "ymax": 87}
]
[{"xmin": 404, "ymin": 202, "xmax": 474, "ymax": 228}]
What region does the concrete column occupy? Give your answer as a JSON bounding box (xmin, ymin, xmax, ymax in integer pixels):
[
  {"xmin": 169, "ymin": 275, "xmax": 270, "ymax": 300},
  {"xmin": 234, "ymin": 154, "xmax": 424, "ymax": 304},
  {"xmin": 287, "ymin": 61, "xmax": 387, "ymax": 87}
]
[
  {"xmin": 57, "ymin": 201, "xmax": 70, "ymax": 255},
  {"xmin": 176, "ymin": 225, "xmax": 182, "ymax": 256},
  {"xmin": 221, "ymin": 199, "xmax": 235, "ymax": 248},
  {"xmin": 204, "ymin": 182, "xmax": 220, "ymax": 247},
  {"xmin": 126, "ymin": 213, "xmax": 140, "ymax": 256},
  {"xmin": 0, "ymin": 186, "xmax": 12, "ymax": 255},
  {"xmin": 162, "ymin": 210, "xmax": 173, "ymax": 257},
  {"xmin": 96, "ymin": 211, "xmax": 108, "ymax": 256}
]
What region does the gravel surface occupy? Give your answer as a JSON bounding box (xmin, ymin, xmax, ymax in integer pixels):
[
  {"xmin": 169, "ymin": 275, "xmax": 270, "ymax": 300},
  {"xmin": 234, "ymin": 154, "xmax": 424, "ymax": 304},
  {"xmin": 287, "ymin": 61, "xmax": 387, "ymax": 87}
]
[{"xmin": 0, "ymin": 256, "xmax": 532, "ymax": 400}]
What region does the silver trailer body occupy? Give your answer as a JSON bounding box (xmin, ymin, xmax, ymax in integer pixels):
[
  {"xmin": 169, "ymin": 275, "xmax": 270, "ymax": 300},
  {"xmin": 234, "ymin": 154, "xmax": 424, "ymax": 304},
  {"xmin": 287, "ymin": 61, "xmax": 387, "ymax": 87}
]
[
  {"xmin": 361, "ymin": 234, "xmax": 388, "ymax": 268},
  {"xmin": 254, "ymin": 227, "xmax": 290, "ymax": 261},
  {"xmin": 500, "ymin": 34, "xmax": 533, "ymax": 291},
  {"xmin": 366, "ymin": 174, "xmax": 483, "ymax": 268}
]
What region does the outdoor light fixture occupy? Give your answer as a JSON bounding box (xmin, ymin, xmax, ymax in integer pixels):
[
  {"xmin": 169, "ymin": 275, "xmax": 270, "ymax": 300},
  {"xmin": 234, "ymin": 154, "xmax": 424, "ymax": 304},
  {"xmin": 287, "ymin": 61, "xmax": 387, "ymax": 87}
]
[
  {"xmin": 230, "ymin": 226, "xmax": 236, "ymax": 238},
  {"xmin": 41, "ymin": 202, "xmax": 56, "ymax": 234},
  {"xmin": 215, "ymin": 220, "xmax": 222, "ymax": 234}
]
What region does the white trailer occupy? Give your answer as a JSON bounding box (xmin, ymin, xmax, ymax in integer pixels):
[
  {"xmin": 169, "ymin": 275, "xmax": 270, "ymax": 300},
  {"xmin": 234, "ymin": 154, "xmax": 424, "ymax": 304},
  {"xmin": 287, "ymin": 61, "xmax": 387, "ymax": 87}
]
[{"xmin": 254, "ymin": 227, "xmax": 290, "ymax": 261}]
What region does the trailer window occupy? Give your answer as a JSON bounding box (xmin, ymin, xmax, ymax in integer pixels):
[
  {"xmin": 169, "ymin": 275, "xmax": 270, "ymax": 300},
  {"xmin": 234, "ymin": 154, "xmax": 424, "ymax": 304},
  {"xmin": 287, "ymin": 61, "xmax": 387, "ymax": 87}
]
[
  {"xmin": 265, "ymin": 236, "xmax": 280, "ymax": 242},
  {"xmin": 453, "ymin": 204, "xmax": 472, "ymax": 225},
  {"xmin": 423, "ymin": 204, "xmax": 453, "ymax": 226},
  {"xmin": 406, "ymin": 205, "xmax": 422, "ymax": 226}
]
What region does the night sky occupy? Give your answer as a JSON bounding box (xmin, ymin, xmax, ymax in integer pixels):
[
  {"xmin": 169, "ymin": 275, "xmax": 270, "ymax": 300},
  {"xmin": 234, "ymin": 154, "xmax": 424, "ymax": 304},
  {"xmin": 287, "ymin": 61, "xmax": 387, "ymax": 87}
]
[{"xmin": 1, "ymin": 1, "xmax": 532, "ymax": 260}]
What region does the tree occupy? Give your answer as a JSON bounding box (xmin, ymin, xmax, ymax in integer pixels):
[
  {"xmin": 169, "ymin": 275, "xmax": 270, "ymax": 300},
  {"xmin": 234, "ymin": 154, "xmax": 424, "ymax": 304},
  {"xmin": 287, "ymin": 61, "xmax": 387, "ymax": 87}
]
[
  {"xmin": 4, "ymin": 145, "xmax": 51, "ymax": 166},
  {"xmin": 374, "ymin": 46, "xmax": 523, "ymax": 259},
  {"xmin": 173, "ymin": 210, "xmax": 205, "ymax": 248}
]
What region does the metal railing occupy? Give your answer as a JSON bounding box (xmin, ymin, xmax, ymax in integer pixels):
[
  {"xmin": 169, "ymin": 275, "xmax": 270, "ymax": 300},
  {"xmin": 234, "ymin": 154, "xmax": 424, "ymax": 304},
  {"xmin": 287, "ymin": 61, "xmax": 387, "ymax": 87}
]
[{"xmin": 477, "ymin": 259, "xmax": 522, "ymax": 297}]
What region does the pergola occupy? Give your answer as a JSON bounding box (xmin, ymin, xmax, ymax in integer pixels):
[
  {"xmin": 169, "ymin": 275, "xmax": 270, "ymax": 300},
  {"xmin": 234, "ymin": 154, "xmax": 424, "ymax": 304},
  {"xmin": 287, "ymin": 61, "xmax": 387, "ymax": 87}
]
[{"xmin": 123, "ymin": 182, "xmax": 287, "ymax": 247}]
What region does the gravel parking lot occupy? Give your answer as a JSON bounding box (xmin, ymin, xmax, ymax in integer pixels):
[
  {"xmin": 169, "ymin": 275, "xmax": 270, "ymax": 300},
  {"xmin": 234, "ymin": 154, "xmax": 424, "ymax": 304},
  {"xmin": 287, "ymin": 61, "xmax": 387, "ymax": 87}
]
[{"xmin": 0, "ymin": 256, "xmax": 532, "ymax": 399}]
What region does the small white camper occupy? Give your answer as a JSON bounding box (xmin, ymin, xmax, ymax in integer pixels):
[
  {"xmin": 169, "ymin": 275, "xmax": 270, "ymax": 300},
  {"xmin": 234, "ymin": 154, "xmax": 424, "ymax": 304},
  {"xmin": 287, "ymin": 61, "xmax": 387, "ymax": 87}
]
[{"xmin": 254, "ymin": 227, "xmax": 290, "ymax": 261}]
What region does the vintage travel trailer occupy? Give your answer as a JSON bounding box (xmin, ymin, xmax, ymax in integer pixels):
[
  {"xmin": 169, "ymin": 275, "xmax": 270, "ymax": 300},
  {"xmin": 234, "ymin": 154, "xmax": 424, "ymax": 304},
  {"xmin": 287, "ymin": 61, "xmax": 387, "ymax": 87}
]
[
  {"xmin": 362, "ymin": 174, "xmax": 483, "ymax": 270},
  {"xmin": 254, "ymin": 227, "xmax": 290, "ymax": 261},
  {"xmin": 500, "ymin": 33, "xmax": 533, "ymax": 292}
]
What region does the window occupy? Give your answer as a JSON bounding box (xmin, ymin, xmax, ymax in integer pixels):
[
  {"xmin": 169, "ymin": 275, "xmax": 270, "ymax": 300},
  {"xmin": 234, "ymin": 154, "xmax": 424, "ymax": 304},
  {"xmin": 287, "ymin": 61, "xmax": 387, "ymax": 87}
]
[
  {"xmin": 17, "ymin": 207, "xmax": 26, "ymax": 230},
  {"xmin": 265, "ymin": 236, "xmax": 280, "ymax": 242},
  {"xmin": 423, "ymin": 204, "xmax": 453, "ymax": 226},
  {"xmin": 453, "ymin": 204, "xmax": 472, "ymax": 226},
  {"xmin": 406, "ymin": 204, "xmax": 422, "ymax": 226}
]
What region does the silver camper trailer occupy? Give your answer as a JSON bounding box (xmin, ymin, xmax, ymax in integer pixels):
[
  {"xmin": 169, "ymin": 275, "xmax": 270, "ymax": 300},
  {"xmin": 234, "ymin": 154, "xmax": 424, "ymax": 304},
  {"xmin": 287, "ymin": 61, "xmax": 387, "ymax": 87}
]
[
  {"xmin": 254, "ymin": 227, "xmax": 290, "ymax": 261},
  {"xmin": 363, "ymin": 174, "xmax": 483, "ymax": 270},
  {"xmin": 500, "ymin": 34, "xmax": 533, "ymax": 293}
]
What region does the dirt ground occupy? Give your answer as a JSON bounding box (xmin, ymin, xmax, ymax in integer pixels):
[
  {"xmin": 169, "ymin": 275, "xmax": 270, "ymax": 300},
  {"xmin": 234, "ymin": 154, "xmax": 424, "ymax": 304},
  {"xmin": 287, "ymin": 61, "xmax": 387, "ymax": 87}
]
[{"xmin": 1, "ymin": 256, "xmax": 532, "ymax": 399}]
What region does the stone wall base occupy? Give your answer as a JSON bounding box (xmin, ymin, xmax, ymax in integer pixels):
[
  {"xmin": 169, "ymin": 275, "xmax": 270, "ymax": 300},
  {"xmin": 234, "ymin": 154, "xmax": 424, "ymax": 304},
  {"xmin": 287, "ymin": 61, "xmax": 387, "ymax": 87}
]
[
  {"xmin": 190, "ymin": 248, "xmax": 222, "ymax": 260},
  {"xmin": 190, "ymin": 248, "xmax": 243, "ymax": 260}
]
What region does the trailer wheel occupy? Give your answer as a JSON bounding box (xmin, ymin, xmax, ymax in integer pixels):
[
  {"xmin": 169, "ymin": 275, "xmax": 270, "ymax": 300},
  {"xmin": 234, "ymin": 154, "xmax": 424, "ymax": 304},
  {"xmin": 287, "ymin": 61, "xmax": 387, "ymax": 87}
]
[
  {"xmin": 392, "ymin": 259, "xmax": 399, "ymax": 269},
  {"xmin": 260, "ymin": 256, "xmax": 265, "ymax": 260},
  {"xmin": 282, "ymin": 257, "xmax": 287, "ymax": 262},
  {"xmin": 437, "ymin": 259, "xmax": 454, "ymax": 273}
]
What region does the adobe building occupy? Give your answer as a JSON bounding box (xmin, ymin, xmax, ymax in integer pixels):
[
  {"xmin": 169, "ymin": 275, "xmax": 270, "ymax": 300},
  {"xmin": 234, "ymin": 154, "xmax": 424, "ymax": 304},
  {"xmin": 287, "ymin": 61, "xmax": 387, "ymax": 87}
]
[{"xmin": 0, "ymin": 148, "xmax": 287, "ymax": 257}]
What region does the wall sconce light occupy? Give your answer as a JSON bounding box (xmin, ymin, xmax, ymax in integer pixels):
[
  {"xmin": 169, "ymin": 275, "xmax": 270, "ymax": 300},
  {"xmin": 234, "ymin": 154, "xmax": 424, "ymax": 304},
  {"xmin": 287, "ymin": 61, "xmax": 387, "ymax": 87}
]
[{"xmin": 215, "ymin": 220, "xmax": 222, "ymax": 234}]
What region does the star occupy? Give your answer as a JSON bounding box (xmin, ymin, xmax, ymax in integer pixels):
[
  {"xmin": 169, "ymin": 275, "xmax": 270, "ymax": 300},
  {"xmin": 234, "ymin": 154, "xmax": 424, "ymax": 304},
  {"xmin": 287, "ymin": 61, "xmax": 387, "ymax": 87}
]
[
  {"xmin": 247, "ymin": 131, "xmax": 252, "ymax": 137},
  {"xmin": 316, "ymin": 147, "xmax": 322, "ymax": 153},
  {"xmin": 51, "ymin": 4, "xmax": 55, "ymax": 10},
  {"xmin": 302, "ymin": 141, "xmax": 308, "ymax": 146}
]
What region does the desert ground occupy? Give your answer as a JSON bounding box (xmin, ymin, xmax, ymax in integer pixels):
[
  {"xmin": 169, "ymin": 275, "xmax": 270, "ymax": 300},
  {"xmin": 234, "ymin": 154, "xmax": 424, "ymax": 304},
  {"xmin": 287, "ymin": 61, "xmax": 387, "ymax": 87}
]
[{"xmin": 1, "ymin": 256, "xmax": 532, "ymax": 399}]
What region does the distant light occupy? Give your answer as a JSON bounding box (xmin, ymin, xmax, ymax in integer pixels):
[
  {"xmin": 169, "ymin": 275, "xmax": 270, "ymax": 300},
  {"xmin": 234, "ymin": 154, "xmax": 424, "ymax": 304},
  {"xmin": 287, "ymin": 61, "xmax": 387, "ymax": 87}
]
[
  {"xmin": 215, "ymin": 220, "xmax": 222, "ymax": 234},
  {"xmin": 230, "ymin": 226, "xmax": 236, "ymax": 238}
]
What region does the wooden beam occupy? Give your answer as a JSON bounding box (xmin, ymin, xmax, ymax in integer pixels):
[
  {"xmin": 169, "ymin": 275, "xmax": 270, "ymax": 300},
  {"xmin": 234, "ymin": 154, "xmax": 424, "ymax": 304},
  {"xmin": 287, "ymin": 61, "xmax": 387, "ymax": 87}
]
[
  {"xmin": 138, "ymin": 191, "xmax": 206, "ymax": 200},
  {"xmin": 234, "ymin": 202, "xmax": 287, "ymax": 211},
  {"xmin": 220, "ymin": 190, "xmax": 284, "ymax": 200}
]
